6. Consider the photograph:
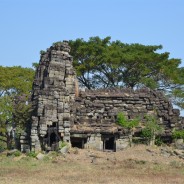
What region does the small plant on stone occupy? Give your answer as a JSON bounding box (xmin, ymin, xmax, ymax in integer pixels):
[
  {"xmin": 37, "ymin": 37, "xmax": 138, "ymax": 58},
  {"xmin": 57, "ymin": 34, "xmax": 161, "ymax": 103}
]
[
  {"xmin": 172, "ymin": 130, "xmax": 184, "ymax": 140},
  {"xmin": 141, "ymin": 115, "xmax": 163, "ymax": 146},
  {"xmin": 52, "ymin": 41, "xmax": 63, "ymax": 47},
  {"xmin": 13, "ymin": 150, "xmax": 21, "ymax": 157},
  {"xmin": 155, "ymin": 137, "xmax": 163, "ymax": 146},
  {"xmin": 117, "ymin": 112, "xmax": 139, "ymax": 130},
  {"xmin": 117, "ymin": 112, "xmax": 127, "ymax": 127},
  {"xmin": 59, "ymin": 141, "xmax": 68, "ymax": 149},
  {"xmin": 117, "ymin": 112, "xmax": 140, "ymax": 146},
  {"xmin": 40, "ymin": 50, "xmax": 46, "ymax": 55},
  {"xmin": 27, "ymin": 151, "xmax": 37, "ymax": 158}
]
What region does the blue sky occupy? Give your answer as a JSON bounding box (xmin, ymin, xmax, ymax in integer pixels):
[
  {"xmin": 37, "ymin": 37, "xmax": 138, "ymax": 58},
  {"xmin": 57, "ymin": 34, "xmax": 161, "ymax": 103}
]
[
  {"xmin": 0, "ymin": 0, "xmax": 184, "ymax": 115},
  {"xmin": 0, "ymin": 0, "xmax": 183, "ymax": 68}
]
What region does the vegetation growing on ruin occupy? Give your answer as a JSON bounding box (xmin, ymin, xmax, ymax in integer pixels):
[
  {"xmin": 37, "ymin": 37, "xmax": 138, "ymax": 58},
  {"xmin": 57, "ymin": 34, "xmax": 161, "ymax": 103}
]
[
  {"xmin": 141, "ymin": 115, "xmax": 163, "ymax": 146},
  {"xmin": 116, "ymin": 113, "xmax": 164, "ymax": 146},
  {"xmin": 172, "ymin": 130, "xmax": 184, "ymax": 140},
  {"xmin": 116, "ymin": 112, "xmax": 139, "ymax": 129},
  {"xmin": 117, "ymin": 112, "xmax": 140, "ymax": 146},
  {"xmin": 40, "ymin": 50, "xmax": 46, "ymax": 55},
  {"xmin": 59, "ymin": 141, "xmax": 68, "ymax": 149}
]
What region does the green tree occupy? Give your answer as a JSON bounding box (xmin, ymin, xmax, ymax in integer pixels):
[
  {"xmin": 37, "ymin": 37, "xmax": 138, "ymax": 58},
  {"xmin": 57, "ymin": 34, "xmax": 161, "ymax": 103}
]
[
  {"xmin": 0, "ymin": 66, "xmax": 34, "ymax": 149},
  {"xmin": 70, "ymin": 37, "xmax": 183, "ymax": 89},
  {"xmin": 0, "ymin": 66, "xmax": 34, "ymax": 96},
  {"xmin": 69, "ymin": 37, "xmax": 111, "ymax": 89},
  {"xmin": 69, "ymin": 37, "xmax": 184, "ymax": 108}
]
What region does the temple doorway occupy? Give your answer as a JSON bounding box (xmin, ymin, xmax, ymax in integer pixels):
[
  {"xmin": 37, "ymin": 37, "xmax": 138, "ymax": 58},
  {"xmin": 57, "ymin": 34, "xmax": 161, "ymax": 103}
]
[
  {"xmin": 70, "ymin": 137, "xmax": 87, "ymax": 149},
  {"xmin": 43, "ymin": 124, "xmax": 61, "ymax": 151},
  {"xmin": 102, "ymin": 135, "xmax": 116, "ymax": 152}
]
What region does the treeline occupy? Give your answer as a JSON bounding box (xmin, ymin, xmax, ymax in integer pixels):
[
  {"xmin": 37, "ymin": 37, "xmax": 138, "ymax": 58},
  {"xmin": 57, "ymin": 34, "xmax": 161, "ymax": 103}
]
[{"xmin": 0, "ymin": 36, "xmax": 184, "ymax": 150}]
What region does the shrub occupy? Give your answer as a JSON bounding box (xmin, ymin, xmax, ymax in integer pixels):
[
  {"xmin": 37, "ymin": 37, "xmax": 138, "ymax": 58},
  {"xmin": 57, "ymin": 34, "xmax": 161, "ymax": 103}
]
[
  {"xmin": 141, "ymin": 128, "xmax": 152, "ymax": 140},
  {"xmin": 0, "ymin": 144, "xmax": 5, "ymax": 153},
  {"xmin": 27, "ymin": 151, "xmax": 37, "ymax": 158},
  {"xmin": 172, "ymin": 130, "xmax": 184, "ymax": 139},
  {"xmin": 40, "ymin": 50, "xmax": 46, "ymax": 55},
  {"xmin": 0, "ymin": 136, "xmax": 7, "ymax": 151},
  {"xmin": 117, "ymin": 112, "xmax": 127, "ymax": 126},
  {"xmin": 117, "ymin": 112, "xmax": 139, "ymax": 129},
  {"xmin": 117, "ymin": 112, "xmax": 140, "ymax": 147},
  {"xmin": 141, "ymin": 115, "xmax": 163, "ymax": 146},
  {"xmin": 13, "ymin": 150, "xmax": 21, "ymax": 157},
  {"xmin": 59, "ymin": 141, "xmax": 68, "ymax": 149},
  {"xmin": 52, "ymin": 41, "xmax": 63, "ymax": 47},
  {"xmin": 155, "ymin": 137, "xmax": 163, "ymax": 146}
]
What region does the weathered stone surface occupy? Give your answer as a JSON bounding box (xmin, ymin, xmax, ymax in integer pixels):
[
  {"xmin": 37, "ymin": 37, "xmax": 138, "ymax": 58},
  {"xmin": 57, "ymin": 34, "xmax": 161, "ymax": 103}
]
[
  {"xmin": 116, "ymin": 137, "xmax": 129, "ymax": 150},
  {"xmin": 7, "ymin": 149, "xmax": 19, "ymax": 157},
  {"xmin": 36, "ymin": 153, "xmax": 45, "ymax": 160},
  {"xmin": 71, "ymin": 89, "xmax": 183, "ymax": 136},
  {"xmin": 26, "ymin": 41, "xmax": 76, "ymax": 151},
  {"xmin": 59, "ymin": 146, "xmax": 69, "ymax": 154}
]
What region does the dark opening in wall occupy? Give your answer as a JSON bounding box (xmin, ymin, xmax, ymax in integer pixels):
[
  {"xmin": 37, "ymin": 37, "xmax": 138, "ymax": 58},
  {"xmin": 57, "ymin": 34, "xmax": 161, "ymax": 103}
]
[
  {"xmin": 52, "ymin": 122, "xmax": 57, "ymax": 127},
  {"xmin": 102, "ymin": 135, "xmax": 116, "ymax": 151},
  {"xmin": 43, "ymin": 123, "xmax": 61, "ymax": 151},
  {"xmin": 50, "ymin": 132, "xmax": 58, "ymax": 150},
  {"xmin": 71, "ymin": 137, "xmax": 87, "ymax": 149},
  {"xmin": 50, "ymin": 132, "xmax": 56, "ymax": 145}
]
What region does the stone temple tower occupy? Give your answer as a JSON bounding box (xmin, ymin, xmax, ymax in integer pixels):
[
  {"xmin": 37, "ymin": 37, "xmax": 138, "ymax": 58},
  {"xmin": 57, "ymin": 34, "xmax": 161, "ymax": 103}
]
[{"xmin": 29, "ymin": 41, "xmax": 76, "ymax": 151}]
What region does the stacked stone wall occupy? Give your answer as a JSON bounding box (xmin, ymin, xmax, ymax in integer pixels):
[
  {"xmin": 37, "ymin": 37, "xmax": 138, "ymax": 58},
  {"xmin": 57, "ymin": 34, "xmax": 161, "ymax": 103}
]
[{"xmin": 71, "ymin": 89, "xmax": 183, "ymax": 136}]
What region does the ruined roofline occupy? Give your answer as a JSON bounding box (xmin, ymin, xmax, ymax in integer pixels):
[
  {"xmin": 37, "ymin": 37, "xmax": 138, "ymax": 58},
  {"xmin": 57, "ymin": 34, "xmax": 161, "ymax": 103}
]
[
  {"xmin": 50, "ymin": 40, "xmax": 70, "ymax": 52},
  {"xmin": 79, "ymin": 87, "xmax": 166, "ymax": 98},
  {"xmin": 78, "ymin": 87, "xmax": 184, "ymax": 119}
]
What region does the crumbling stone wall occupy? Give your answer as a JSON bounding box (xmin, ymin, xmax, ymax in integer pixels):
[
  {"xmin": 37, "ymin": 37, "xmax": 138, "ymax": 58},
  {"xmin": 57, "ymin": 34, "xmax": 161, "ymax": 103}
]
[
  {"xmin": 21, "ymin": 41, "xmax": 184, "ymax": 152},
  {"xmin": 70, "ymin": 89, "xmax": 184, "ymax": 151},
  {"xmin": 71, "ymin": 89, "xmax": 184, "ymax": 136}
]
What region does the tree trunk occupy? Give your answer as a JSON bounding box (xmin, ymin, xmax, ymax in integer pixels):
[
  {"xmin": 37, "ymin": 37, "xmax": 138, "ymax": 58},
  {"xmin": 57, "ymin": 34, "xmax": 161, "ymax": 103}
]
[
  {"xmin": 6, "ymin": 132, "xmax": 13, "ymax": 150},
  {"xmin": 129, "ymin": 130, "xmax": 133, "ymax": 147},
  {"xmin": 150, "ymin": 134, "xmax": 155, "ymax": 146}
]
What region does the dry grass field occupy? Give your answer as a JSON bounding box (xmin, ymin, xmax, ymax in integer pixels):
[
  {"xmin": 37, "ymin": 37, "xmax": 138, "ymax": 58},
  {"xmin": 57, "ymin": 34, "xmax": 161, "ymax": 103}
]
[{"xmin": 1, "ymin": 145, "xmax": 184, "ymax": 184}]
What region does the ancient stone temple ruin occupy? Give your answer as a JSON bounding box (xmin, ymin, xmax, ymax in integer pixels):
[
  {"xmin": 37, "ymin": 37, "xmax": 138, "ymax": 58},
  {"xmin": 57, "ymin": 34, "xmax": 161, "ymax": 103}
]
[{"xmin": 21, "ymin": 41, "xmax": 184, "ymax": 152}]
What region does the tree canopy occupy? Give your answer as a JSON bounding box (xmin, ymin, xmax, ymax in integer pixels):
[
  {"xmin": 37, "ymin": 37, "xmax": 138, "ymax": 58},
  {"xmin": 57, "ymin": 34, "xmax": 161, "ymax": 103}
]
[
  {"xmin": 0, "ymin": 66, "xmax": 34, "ymax": 149},
  {"xmin": 69, "ymin": 36, "xmax": 184, "ymax": 108},
  {"xmin": 0, "ymin": 66, "xmax": 34, "ymax": 96}
]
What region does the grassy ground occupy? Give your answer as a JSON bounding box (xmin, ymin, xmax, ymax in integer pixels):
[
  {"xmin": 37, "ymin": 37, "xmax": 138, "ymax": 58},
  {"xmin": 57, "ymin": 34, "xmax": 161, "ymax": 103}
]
[{"xmin": 1, "ymin": 145, "xmax": 184, "ymax": 184}]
